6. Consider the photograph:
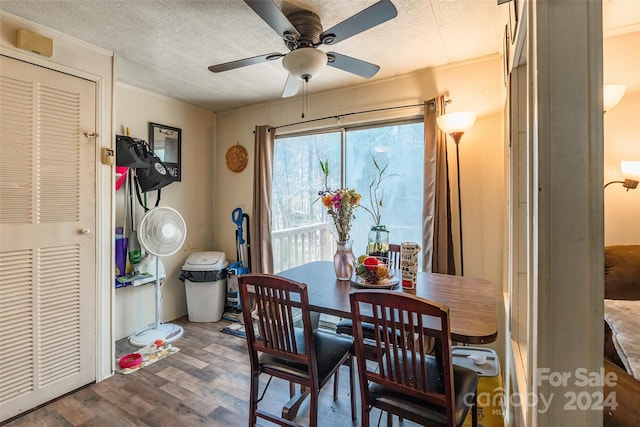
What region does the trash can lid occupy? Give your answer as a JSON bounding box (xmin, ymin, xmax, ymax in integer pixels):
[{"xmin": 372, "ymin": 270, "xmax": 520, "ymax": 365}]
[
  {"xmin": 451, "ymin": 346, "xmax": 499, "ymax": 377},
  {"xmin": 182, "ymin": 251, "xmax": 228, "ymax": 271}
]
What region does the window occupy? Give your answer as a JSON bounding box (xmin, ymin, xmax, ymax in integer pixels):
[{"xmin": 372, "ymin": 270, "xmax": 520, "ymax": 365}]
[{"xmin": 272, "ymin": 121, "xmax": 424, "ymax": 273}]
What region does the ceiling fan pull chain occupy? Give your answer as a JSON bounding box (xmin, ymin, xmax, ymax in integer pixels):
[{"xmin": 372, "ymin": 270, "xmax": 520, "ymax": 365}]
[{"xmin": 301, "ymin": 76, "xmax": 309, "ymax": 119}]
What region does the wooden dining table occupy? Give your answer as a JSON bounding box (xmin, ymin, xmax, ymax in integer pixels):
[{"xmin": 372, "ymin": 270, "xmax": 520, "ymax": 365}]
[
  {"xmin": 275, "ymin": 261, "xmax": 498, "ymax": 420},
  {"xmin": 278, "ymin": 260, "xmax": 498, "ymax": 345}
]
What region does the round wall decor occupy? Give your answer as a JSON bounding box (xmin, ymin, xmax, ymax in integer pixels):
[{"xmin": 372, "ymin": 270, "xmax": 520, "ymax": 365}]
[{"xmin": 226, "ymin": 144, "xmax": 248, "ymax": 173}]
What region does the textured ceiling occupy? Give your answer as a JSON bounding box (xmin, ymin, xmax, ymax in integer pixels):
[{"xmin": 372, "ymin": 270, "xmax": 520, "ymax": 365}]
[{"xmin": 1, "ymin": 0, "xmax": 638, "ymax": 113}]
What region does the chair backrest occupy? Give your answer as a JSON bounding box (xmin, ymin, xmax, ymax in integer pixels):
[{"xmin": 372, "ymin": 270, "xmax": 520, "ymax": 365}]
[
  {"xmin": 239, "ymin": 274, "xmax": 318, "ymax": 379},
  {"xmin": 350, "ymin": 290, "xmax": 455, "ymax": 422},
  {"xmin": 388, "ymin": 243, "xmax": 401, "ymax": 269}
]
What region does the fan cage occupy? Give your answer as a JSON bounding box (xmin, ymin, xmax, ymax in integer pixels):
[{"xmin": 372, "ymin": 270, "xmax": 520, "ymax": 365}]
[{"xmin": 138, "ymin": 207, "xmax": 187, "ymax": 257}]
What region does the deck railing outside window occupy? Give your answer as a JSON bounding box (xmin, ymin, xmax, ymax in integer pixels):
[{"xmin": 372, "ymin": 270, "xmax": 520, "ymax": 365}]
[{"xmin": 271, "ymin": 222, "xmax": 335, "ymax": 273}]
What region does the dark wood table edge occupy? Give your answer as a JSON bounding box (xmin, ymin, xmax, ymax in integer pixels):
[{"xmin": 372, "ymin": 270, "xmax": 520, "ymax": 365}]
[{"xmin": 280, "ymin": 261, "xmax": 498, "ymax": 345}]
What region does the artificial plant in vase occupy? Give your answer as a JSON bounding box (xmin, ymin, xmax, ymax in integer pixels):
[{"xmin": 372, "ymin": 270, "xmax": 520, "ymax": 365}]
[
  {"xmin": 318, "ymin": 160, "xmax": 361, "ymax": 280},
  {"xmin": 358, "ymin": 156, "xmax": 397, "ymax": 260}
]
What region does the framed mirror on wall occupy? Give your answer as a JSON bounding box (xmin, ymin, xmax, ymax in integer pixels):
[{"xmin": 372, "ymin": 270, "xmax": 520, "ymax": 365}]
[{"xmin": 149, "ymin": 122, "xmax": 182, "ymax": 181}]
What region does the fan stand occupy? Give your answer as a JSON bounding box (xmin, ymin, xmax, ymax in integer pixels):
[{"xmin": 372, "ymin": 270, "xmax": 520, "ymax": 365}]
[{"xmin": 129, "ymin": 258, "xmax": 184, "ymax": 346}]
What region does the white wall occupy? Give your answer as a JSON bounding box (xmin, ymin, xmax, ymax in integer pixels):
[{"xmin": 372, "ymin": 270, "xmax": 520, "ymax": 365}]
[
  {"xmin": 114, "ymin": 83, "xmax": 216, "ymax": 340},
  {"xmin": 214, "ymin": 55, "xmax": 506, "ymax": 349},
  {"xmin": 604, "ymin": 31, "xmax": 640, "ymax": 245}
]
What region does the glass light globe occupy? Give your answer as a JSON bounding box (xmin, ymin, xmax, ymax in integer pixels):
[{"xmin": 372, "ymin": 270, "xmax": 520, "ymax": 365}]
[
  {"xmin": 282, "ymin": 48, "xmax": 327, "ymax": 80},
  {"xmin": 436, "ymin": 112, "xmax": 477, "ymax": 134}
]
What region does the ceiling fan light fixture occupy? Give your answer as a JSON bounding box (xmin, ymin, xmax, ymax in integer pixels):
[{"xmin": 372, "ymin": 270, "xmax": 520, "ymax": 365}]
[{"xmin": 282, "ymin": 47, "xmax": 327, "ymax": 80}]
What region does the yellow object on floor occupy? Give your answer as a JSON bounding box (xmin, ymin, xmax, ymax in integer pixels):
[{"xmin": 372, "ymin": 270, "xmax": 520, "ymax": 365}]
[{"xmin": 453, "ymin": 346, "xmax": 504, "ymax": 427}]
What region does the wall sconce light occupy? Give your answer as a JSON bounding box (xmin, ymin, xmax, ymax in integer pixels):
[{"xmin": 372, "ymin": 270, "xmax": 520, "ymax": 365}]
[
  {"xmin": 603, "ymin": 84, "xmax": 626, "ymax": 112},
  {"xmin": 605, "ymin": 160, "xmax": 640, "ymax": 191},
  {"xmin": 436, "ymin": 111, "xmax": 477, "ymax": 276}
]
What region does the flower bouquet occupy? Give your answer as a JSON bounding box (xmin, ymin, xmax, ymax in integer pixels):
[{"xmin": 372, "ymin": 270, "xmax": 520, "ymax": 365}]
[
  {"xmin": 318, "ymin": 160, "xmax": 361, "ymax": 242},
  {"xmin": 319, "ymin": 160, "xmax": 361, "ymax": 280}
]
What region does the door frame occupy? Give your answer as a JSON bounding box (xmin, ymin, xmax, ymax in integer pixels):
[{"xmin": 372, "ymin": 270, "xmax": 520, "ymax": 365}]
[{"xmin": 0, "ymin": 42, "xmax": 114, "ymax": 381}]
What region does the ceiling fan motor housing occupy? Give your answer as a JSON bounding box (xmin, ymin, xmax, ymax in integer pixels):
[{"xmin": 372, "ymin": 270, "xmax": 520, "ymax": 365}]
[{"xmin": 285, "ymin": 10, "xmax": 323, "ymax": 49}]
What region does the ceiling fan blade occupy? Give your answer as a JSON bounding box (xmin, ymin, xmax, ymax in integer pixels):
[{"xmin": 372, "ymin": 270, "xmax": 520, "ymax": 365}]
[
  {"xmin": 320, "ymin": 0, "xmax": 398, "ymax": 45},
  {"xmin": 208, "ymin": 53, "xmax": 283, "ymax": 73},
  {"xmin": 326, "ymin": 52, "xmax": 380, "ymax": 78},
  {"xmin": 282, "ymin": 74, "xmax": 302, "ymax": 98},
  {"xmin": 244, "ymin": 0, "xmax": 300, "ymax": 41}
]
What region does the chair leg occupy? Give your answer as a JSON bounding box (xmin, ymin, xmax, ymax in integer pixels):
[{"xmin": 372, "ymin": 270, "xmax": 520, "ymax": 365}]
[
  {"xmin": 362, "ymin": 405, "xmax": 370, "ymax": 427},
  {"xmin": 387, "ymin": 411, "xmax": 393, "ymax": 426},
  {"xmin": 309, "ymin": 388, "xmax": 319, "ymax": 427},
  {"xmin": 333, "ymin": 368, "xmax": 340, "ymax": 401},
  {"xmin": 289, "ymin": 381, "xmax": 295, "ymax": 398},
  {"xmin": 349, "ymin": 356, "xmax": 356, "ymax": 419},
  {"xmin": 472, "ymin": 390, "xmax": 478, "ymax": 427},
  {"xmin": 249, "ymin": 372, "xmax": 259, "ymax": 427}
]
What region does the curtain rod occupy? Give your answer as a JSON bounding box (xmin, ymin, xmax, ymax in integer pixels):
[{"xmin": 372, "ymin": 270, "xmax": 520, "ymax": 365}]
[{"xmin": 269, "ymin": 100, "xmax": 447, "ymax": 131}]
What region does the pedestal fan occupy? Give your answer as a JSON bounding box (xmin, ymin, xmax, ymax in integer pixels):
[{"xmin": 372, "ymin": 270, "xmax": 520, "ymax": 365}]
[{"xmin": 129, "ymin": 206, "xmax": 187, "ymax": 346}]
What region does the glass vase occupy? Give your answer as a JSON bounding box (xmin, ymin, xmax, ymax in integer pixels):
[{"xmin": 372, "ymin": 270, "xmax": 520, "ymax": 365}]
[
  {"xmin": 334, "ymin": 240, "xmax": 355, "ymax": 281},
  {"xmin": 367, "ymin": 225, "xmax": 390, "ymax": 262}
]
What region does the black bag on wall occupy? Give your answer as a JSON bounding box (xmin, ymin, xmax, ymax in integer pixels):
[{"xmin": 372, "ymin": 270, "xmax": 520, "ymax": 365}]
[
  {"xmin": 135, "ymin": 150, "xmax": 177, "ymax": 193},
  {"xmin": 116, "ymin": 134, "xmax": 176, "ymax": 193},
  {"xmin": 116, "ymin": 135, "xmax": 151, "ymax": 168}
]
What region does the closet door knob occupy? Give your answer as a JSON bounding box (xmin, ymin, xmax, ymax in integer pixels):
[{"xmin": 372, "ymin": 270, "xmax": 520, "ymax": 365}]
[{"xmin": 81, "ymin": 228, "xmax": 91, "ymax": 235}]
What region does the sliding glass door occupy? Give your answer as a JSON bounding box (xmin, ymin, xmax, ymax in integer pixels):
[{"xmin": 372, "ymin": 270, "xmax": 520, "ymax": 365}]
[{"xmin": 272, "ymin": 121, "xmax": 424, "ymax": 272}]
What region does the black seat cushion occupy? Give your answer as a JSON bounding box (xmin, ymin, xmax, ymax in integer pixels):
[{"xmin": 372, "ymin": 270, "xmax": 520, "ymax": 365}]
[
  {"xmin": 368, "ymin": 354, "xmax": 478, "ymax": 427},
  {"xmin": 259, "ymin": 329, "xmax": 353, "ymax": 385}
]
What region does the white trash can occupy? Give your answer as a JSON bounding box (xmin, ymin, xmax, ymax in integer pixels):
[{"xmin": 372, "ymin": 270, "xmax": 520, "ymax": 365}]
[{"xmin": 181, "ymin": 251, "xmax": 228, "ymax": 322}]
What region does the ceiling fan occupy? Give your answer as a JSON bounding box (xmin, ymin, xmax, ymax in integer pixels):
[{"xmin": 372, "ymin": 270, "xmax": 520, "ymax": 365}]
[{"xmin": 208, "ymin": 0, "xmax": 398, "ymax": 97}]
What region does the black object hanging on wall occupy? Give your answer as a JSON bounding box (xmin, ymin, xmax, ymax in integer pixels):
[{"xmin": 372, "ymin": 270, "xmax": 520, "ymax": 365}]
[
  {"xmin": 135, "ymin": 152, "xmax": 177, "ymax": 193},
  {"xmin": 115, "ymin": 135, "xmax": 151, "ymax": 168},
  {"xmin": 116, "ymin": 134, "xmax": 177, "ymax": 193}
]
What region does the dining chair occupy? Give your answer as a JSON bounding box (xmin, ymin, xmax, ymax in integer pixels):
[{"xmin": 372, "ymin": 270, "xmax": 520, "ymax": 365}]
[
  {"xmin": 238, "ymin": 273, "xmax": 356, "ymax": 427},
  {"xmin": 350, "ymin": 289, "xmax": 478, "ymax": 427},
  {"xmin": 388, "ymin": 243, "xmax": 401, "ymax": 269}
]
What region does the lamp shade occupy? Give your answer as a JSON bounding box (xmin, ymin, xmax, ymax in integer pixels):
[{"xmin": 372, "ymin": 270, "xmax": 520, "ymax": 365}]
[
  {"xmin": 282, "ymin": 48, "xmax": 327, "ymax": 80},
  {"xmin": 621, "ymin": 161, "xmax": 640, "ymax": 180},
  {"xmin": 603, "ymin": 85, "xmax": 626, "ymax": 112},
  {"xmin": 436, "ymin": 112, "xmax": 477, "ymax": 134}
]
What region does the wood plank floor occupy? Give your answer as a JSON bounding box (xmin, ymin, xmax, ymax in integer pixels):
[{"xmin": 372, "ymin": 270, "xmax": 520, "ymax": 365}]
[{"xmin": 3, "ymin": 316, "xmax": 413, "ymax": 427}]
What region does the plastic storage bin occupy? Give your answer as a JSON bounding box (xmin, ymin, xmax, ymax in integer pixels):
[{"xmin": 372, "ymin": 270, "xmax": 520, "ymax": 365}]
[
  {"xmin": 452, "ymin": 346, "xmax": 504, "ymax": 427},
  {"xmin": 181, "ymin": 251, "xmax": 228, "ymax": 322}
]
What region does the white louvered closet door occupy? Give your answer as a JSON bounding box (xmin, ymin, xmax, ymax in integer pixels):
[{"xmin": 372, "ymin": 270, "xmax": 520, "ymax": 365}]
[{"xmin": 0, "ymin": 55, "xmax": 97, "ymax": 422}]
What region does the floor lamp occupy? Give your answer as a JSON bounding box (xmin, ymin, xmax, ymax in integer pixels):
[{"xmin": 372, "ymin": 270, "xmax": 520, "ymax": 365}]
[{"xmin": 437, "ymin": 112, "xmax": 477, "ymax": 276}]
